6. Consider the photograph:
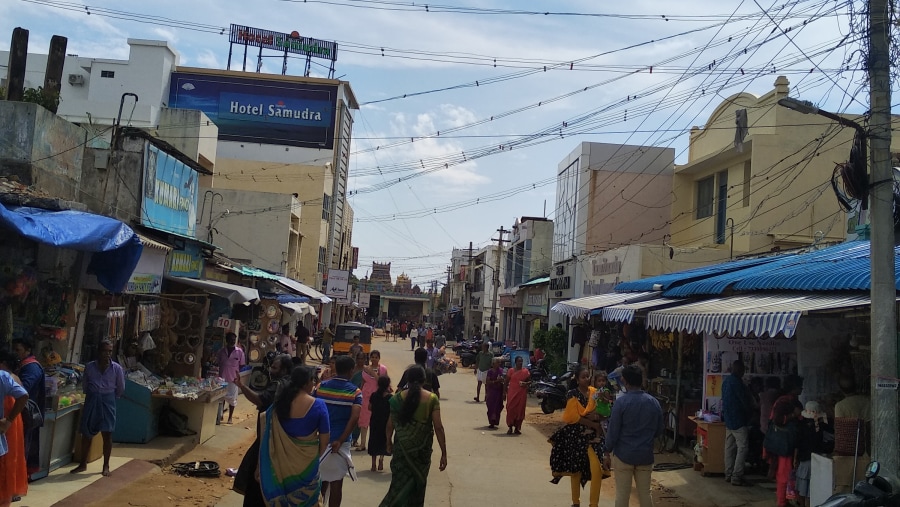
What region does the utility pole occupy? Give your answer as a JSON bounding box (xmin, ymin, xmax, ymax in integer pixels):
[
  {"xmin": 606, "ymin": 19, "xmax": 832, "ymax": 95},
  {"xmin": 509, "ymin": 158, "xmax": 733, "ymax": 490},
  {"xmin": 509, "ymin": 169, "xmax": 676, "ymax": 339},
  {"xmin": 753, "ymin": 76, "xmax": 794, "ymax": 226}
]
[
  {"xmin": 867, "ymin": 0, "xmax": 898, "ymax": 478},
  {"xmin": 465, "ymin": 242, "xmax": 473, "ymax": 340},
  {"xmin": 490, "ymin": 226, "xmax": 508, "ymax": 342}
]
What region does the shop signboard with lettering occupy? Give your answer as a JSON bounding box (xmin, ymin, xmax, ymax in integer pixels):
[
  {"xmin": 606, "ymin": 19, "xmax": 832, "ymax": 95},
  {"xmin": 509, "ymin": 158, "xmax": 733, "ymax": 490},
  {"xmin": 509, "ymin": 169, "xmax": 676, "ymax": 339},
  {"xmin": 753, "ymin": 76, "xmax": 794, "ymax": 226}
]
[
  {"xmin": 167, "ymin": 243, "xmax": 204, "ymax": 279},
  {"xmin": 169, "ymin": 71, "xmax": 338, "ymax": 149},
  {"xmin": 522, "ymin": 288, "xmax": 548, "ymax": 316},
  {"xmin": 141, "ymin": 144, "xmax": 198, "ymax": 237},
  {"xmin": 325, "ymin": 269, "xmax": 350, "ymax": 299}
]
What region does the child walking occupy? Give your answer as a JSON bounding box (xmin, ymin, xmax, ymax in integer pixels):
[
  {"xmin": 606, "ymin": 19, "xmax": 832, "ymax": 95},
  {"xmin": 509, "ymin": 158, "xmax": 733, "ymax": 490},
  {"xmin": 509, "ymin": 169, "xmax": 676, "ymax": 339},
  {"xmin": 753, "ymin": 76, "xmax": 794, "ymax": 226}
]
[{"xmin": 368, "ymin": 375, "xmax": 393, "ymax": 471}]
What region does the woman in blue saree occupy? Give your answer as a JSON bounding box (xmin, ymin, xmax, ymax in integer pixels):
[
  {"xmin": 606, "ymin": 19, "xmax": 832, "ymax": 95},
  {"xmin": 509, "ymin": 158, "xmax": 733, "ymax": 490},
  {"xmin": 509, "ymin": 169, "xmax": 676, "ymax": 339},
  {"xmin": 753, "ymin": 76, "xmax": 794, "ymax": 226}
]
[{"xmin": 258, "ymin": 366, "xmax": 330, "ymax": 506}]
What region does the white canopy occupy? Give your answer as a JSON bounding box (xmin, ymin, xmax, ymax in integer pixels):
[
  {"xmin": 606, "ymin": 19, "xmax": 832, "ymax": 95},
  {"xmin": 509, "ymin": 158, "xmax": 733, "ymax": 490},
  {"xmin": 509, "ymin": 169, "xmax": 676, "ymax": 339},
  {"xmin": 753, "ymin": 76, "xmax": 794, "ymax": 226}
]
[
  {"xmin": 165, "ymin": 276, "xmax": 259, "ymax": 306},
  {"xmin": 277, "ymin": 276, "xmax": 333, "ymax": 304}
]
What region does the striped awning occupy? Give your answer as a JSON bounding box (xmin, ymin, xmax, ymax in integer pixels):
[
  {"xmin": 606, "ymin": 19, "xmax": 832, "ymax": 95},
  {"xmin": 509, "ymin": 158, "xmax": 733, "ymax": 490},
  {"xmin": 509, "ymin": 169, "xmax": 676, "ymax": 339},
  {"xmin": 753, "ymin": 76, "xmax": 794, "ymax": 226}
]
[
  {"xmin": 550, "ymin": 291, "xmax": 659, "ymax": 319},
  {"xmin": 646, "ymin": 293, "xmax": 873, "ymax": 339},
  {"xmin": 598, "ymin": 298, "xmax": 688, "ymax": 323}
]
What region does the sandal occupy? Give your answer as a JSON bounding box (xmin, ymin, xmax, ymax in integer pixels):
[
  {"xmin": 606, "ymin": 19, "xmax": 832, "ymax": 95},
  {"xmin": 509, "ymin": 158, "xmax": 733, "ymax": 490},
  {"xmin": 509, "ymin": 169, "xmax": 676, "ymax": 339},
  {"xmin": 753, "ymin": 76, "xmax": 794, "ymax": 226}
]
[{"xmin": 507, "ymin": 428, "xmax": 513, "ymax": 435}]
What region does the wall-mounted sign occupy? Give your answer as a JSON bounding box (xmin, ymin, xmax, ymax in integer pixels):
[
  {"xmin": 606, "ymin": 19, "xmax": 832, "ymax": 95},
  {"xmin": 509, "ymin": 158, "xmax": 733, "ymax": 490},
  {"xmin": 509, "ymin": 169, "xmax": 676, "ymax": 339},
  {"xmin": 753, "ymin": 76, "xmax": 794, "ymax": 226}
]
[
  {"xmin": 325, "ymin": 269, "xmax": 350, "ymax": 298},
  {"xmin": 168, "ymin": 243, "xmax": 204, "ymax": 278},
  {"xmin": 169, "ymin": 72, "xmax": 338, "ymax": 149},
  {"xmin": 523, "ymin": 290, "xmax": 547, "ymax": 316},
  {"xmin": 358, "ymin": 292, "xmax": 371, "ymax": 306},
  {"xmin": 125, "ymin": 274, "xmax": 162, "ymax": 294},
  {"xmin": 141, "ymin": 144, "xmax": 198, "ymax": 237}
]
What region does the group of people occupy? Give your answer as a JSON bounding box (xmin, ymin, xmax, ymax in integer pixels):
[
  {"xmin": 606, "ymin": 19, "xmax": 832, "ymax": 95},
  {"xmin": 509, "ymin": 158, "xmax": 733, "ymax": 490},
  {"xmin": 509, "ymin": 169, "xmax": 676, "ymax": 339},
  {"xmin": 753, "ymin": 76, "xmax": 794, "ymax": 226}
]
[
  {"xmin": 547, "ymin": 364, "xmax": 663, "ymax": 507},
  {"xmin": 382, "ymin": 320, "xmax": 436, "ymax": 349},
  {"xmin": 235, "ymin": 347, "xmax": 448, "ymax": 507},
  {"xmin": 721, "ymin": 359, "xmax": 869, "ymax": 507},
  {"xmin": 472, "ymin": 344, "xmax": 531, "ymax": 434},
  {"xmin": 0, "ymin": 337, "xmax": 125, "ymax": 507}
]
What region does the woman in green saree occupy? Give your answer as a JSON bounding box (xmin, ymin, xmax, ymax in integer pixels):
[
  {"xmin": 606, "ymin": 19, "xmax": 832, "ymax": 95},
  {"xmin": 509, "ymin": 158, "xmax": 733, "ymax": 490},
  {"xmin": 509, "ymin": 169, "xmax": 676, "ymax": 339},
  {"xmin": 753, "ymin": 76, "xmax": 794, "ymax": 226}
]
[
  {"xmin": 379, "ymin": 365, "xmax": 448, "ymax": 507},
  {"xmin": 258, "ymin": 366, "xmax": 330, "ymax": 507}
]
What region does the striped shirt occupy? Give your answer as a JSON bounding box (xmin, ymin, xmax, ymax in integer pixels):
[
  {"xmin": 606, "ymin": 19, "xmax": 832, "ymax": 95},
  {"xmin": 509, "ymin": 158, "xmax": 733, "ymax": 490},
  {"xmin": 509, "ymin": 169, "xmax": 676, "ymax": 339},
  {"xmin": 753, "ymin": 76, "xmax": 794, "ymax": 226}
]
[{"xmin": 316, "ymin": 377, "xmax": 362, "ymax": 443}]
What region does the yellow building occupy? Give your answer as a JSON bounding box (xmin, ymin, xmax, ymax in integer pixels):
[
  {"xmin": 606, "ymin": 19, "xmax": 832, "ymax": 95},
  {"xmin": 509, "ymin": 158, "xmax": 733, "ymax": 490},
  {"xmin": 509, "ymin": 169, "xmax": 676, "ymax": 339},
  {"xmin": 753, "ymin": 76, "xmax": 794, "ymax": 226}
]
[{"xmin": 670, "ymin": 76, "xmax": 897, "ymax": 256}]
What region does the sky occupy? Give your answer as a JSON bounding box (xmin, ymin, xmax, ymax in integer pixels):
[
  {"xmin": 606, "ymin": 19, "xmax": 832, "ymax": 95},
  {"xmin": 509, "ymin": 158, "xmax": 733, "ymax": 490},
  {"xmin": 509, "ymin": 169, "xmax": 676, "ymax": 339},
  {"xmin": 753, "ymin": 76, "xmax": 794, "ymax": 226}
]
[{"xmin": 2, "ymin": 0, "xmax": 879, "ymax": 289}]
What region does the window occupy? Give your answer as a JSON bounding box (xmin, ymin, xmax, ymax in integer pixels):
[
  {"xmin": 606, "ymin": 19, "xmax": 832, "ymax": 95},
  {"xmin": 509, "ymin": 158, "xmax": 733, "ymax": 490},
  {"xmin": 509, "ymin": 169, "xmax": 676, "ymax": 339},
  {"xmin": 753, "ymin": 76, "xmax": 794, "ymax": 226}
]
[
  {"xmin": 321, "ymin": 193, "xmax": 332, "ymax": 221},
  {"xmin": 100, "ymin": 70, "xmax": 115, "ymax": 78},
  {"xmin": 318, "ymin": 246, "xmax": 327, "ymax": 276},
  {"xmin": 715, "ymin": 171, "xmax": 729, "ymax": 244},
  {"xmin": 696, "ymin": 175, "xmax": 715, "ymax": 219}
]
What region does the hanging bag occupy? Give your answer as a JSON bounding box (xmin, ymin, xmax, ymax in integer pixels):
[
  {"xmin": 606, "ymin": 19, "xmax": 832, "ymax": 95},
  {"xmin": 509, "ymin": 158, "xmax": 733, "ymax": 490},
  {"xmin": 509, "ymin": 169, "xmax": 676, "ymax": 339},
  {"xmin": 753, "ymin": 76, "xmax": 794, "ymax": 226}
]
[{"xmin": 763, "ymin": 419, "xmax": 797, "ymax": 457}]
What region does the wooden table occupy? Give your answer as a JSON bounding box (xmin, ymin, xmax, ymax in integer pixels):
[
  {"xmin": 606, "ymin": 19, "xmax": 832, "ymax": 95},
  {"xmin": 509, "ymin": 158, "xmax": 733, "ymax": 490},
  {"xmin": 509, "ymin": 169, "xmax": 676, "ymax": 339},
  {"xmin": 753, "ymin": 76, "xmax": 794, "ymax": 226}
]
[
  {"xmin": 153, "ymin": 387, "xmax": 226, "ymax": 444},
  {"xmin": 689, "ymin": 416, "xmax": 726, "ymax": 476}
]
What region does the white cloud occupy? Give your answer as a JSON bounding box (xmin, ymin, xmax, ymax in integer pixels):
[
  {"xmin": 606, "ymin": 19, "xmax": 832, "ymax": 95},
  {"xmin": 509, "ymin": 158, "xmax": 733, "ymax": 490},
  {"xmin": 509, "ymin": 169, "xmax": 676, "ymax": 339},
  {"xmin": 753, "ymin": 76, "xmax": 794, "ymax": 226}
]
[{"xmin": 194, "ymin": 49, "xmax": 220, "ymax": 69}]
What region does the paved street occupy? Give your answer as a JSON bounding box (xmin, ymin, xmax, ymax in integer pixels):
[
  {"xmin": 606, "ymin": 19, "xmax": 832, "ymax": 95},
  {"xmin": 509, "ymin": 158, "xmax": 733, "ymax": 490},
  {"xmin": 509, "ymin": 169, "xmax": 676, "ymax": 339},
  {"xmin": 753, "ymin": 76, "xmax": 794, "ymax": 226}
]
[{"xmin": 217, "ymin": 336, "xmax": 613, "ymax": 506}]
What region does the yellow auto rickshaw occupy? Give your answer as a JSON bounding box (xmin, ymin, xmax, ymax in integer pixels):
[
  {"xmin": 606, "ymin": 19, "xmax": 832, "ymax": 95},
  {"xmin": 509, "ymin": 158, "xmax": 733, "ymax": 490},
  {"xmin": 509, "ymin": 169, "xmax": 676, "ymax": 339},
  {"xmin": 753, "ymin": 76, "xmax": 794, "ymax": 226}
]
[{"xmin": 332, "ymin": 321, "xmax": 373, "ymax": 358}]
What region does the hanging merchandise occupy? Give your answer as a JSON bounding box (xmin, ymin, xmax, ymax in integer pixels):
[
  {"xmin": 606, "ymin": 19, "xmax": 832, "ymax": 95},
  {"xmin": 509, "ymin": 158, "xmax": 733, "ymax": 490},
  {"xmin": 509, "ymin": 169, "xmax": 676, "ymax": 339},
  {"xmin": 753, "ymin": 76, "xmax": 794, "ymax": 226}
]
[
  {"xmin": 107, "ymin": 308, "xmax": 127, "ymax": 340},
  {"xmin": 136, "ymin": 302, "xmax": 161, "ymax": 333},
  {"xmin": 140, "ymin": 332, "xmax": 156, "ymax": 352}
]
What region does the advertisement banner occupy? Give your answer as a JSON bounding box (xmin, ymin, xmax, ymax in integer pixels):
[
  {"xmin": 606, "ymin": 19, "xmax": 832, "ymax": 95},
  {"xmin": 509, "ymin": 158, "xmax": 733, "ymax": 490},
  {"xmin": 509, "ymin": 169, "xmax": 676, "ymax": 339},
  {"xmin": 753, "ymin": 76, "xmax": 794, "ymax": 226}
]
[
  {"xmin": 125, "ymin": 274, "xmax": 162, "ymax": 294},
  {"xmin": 169, "ymin": 72, "xmax": 338, "ymax": 149},
  {"xmin": 358, "ymin": 292, "xmax": 371, "ymax": 306},
  {"xmin": 141, "ymin": 144, "xmax": 198, "ymax": 237},
  {"xmin": 325, "ymin": 269, "xmax": 350, "ymax": 299}
]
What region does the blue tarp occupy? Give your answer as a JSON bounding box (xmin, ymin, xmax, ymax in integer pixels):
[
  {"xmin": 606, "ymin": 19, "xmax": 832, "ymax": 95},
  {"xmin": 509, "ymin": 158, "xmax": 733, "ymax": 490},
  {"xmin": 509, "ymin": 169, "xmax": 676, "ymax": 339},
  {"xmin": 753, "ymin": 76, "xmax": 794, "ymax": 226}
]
[{"xmin": 0, "ymin": 202, "xmax": 143, "ymax": 292}]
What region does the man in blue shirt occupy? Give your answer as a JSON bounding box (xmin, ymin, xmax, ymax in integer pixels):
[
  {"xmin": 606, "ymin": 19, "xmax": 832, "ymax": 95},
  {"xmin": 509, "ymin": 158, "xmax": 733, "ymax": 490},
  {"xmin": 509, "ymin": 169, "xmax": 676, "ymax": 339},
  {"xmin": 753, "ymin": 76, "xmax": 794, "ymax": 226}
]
[
  {"xmin": 721, "ymin": 360, "xmax": 753, "ymax": 486},
  {"xmin": 603, "ymin": 364, "xmax": 662, "ymax": 507},
  {"xmin": 316, "ymin": 355, "xmax": 362, "ymax": 507}
]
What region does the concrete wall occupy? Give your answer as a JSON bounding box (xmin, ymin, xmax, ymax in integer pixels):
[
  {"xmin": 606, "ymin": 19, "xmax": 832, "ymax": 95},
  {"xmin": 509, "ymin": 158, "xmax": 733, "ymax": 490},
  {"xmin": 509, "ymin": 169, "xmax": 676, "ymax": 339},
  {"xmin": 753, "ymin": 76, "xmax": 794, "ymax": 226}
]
[
  {"xmin": 0, "ymin": 101, "xmax": 87, "ymax": 201},
  {"xmin": 197, "ymin": 187, "xmax": 294, "ymax": 274},
  {"xmin": 0, "ymin": 39, "xmax": 179, "ymax": 127},
  {"xmin": 582, "ymin": 143, "xmax": 674, "ymax": 252},
  {"xmin": 152, "ymin": 108, "xmax": 218, "ymax": 171}
]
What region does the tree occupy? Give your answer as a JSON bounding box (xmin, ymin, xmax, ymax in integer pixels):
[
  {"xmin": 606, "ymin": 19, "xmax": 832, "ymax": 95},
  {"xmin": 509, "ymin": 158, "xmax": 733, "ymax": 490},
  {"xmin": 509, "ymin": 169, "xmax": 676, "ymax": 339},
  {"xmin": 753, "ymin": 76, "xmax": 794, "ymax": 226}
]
[{"xmin": 532, "ymin": 325, "xmax": 568, "ymax": 375}]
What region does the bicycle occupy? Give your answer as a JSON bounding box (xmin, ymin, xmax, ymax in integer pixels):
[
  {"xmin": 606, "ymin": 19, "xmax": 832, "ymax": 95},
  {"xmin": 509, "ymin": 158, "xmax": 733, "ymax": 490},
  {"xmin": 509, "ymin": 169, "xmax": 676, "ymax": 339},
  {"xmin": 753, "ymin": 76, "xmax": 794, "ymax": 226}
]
[
  {"xmin": 655, "ymin": 395, "xmax": 679, "ymax": 453},
  {"xmin": 308, "ymin": 334, "xmax": 323, "ymax": 361}
]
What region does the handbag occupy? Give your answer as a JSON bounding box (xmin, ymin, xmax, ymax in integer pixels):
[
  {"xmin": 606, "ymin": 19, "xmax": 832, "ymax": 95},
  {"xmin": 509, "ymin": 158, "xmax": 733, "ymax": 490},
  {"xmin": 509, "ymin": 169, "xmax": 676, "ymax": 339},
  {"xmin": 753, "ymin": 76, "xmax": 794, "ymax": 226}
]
[
  {"xmin": 764, "ymin": 419, "xmax": 797, "ymax": 457},
  {"xmin": 22, "ymin": 398, "xmax": 44, "ymax": 431}
]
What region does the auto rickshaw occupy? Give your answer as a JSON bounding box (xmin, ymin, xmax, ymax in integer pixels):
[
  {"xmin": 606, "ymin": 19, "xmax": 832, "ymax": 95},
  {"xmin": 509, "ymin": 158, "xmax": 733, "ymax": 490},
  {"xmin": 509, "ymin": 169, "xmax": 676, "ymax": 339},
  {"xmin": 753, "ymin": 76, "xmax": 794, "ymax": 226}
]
[{"xmin": 332, "ymin": 321, "xmax": 373, "ymax": 358}]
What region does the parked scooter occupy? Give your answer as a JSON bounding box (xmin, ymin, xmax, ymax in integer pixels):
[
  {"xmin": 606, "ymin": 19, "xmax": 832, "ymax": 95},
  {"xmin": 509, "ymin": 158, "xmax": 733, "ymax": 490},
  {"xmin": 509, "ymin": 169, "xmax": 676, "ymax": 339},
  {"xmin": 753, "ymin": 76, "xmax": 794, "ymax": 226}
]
[
  {"xmin": 818, "ymin": 461, "xmax": 898, "ymax": 506},
  {"xmin": 535, "ymin": 369, "xmax": 574, "ymax": 414}
]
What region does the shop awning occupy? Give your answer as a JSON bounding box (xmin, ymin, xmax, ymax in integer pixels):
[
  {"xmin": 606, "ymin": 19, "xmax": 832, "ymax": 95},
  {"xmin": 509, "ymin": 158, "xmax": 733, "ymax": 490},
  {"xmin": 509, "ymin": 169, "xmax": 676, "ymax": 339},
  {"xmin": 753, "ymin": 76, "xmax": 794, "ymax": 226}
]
[
  {"xmin": 276, "ymin": 294, "xmax": 311, "ymax": 304},
  {"xmin": 0, "ymin": 202, "xmax": 142, "ymax": 292},
  {"xmin": 550, "ymin": 291, "xmax": 659, "ymax": 319},
  {"xmin": 281, "ymin": 302, "xmax": 315, "ymax": 317},
  {"xmin": 520, "ymin": 276, "xmax": 550, "ymax": 288},
  {"xmin": 165, "ymin": 276, "xmax": 260, "ymax": 305},
  {"xmin": 229, "ymin": 264, "xmax": 281, "ymax": 281},
  {"xmin": 598, "ymin": 298, "xmax": 690, "ymax": 323},
  {"xmin": 646, "ymin": 293, "xmax": 875, "ymax": 339},
  {"xmin": 277, "ymin": 276, "xmax": 332, "ymax": 304}
]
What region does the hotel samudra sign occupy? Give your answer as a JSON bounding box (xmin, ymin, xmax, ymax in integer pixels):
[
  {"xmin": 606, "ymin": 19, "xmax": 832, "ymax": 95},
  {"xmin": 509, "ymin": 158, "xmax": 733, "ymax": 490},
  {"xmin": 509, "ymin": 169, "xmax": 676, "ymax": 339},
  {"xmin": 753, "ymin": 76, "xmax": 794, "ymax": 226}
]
[{"xmin": 226, "ymin": 97, "xmax": 325, "ymax": 122}]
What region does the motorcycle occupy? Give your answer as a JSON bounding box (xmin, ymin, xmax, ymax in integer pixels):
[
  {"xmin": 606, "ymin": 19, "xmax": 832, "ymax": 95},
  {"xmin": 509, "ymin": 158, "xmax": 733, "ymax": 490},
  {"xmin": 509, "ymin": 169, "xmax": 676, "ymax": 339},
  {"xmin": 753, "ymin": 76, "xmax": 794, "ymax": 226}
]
[
  {"xmin": 535, "ymin": 370, "xmax": 574, "ymax": 414},
  {"xmin": 248, "ymin": 350, "xmax": 278, "ymax": 390},
  {"xmin": 819, "ymin": 461, "xmax": 898, "ymax": 507},
  {"xmin": 527, "ymin": 359, "xmax": 549, "ymax": 395}
]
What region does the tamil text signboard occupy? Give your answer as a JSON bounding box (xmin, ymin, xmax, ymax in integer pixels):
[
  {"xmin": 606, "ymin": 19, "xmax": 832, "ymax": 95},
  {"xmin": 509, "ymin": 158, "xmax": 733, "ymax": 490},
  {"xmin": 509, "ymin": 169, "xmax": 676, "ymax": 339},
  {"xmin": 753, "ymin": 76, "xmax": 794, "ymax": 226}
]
[
  {"xmin": 168, "ymin": 72, "xmax": 338, "ymax": 149},
  {"xmin": 229, "ymin": 25, "xmax": 338, "ymax": 61}
]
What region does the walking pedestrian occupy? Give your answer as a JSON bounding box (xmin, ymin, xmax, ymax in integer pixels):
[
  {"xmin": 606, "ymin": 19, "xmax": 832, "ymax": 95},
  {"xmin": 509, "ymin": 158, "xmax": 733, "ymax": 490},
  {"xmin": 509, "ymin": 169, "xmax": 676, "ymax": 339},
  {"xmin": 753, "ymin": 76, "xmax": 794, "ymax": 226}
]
[
  {"xmin": 603, "ymin": 364, "xmax": 663, "ymax": 507},
  {"xmin": 379, "ymin": 365, "xmax": 448, "ymax": 507},
  {"xmin": 484, "ymin": 357, "xmax": 504, "ymax": 429},
  {"xmin": 215, "ymin": 332, "xmax": 246, "ymax": 425},
  {"xmin": 296, "ymin": 321, "xmax": 311, "ymax": 364},
  {"xmin": 359, "ymin": 351, "xmax": 388, "ymax": 453},
  {"xmin": 409, "ymin": 325, "xmax": 419, "ymax": 351},
  {"xmin": 548, "ymin": 364, "xmax": 604, "ymax": 507},
  {"xmin": 769, "ymin": 375, "xmax": 804, "ymax": 507},
  {"xmin": 473, "ymin": 343, "xmax": 492, "ymax": 403},
  {"xmin": 322, "ymin": 323, "xmax": 335, "ymax": 363},
  {"xmin": 11, "ymin": 338, "xmax": 44, "ymax": 476},
  {"xmin": 0, "ymin": 350, "xmax": 28, "ymax": 507},
  {"xmin": 316, "ymin": 356, "xmax": 362, "ymax": 507},
  {"xmin": 367, "ymin": 375, "xmax": 392, "ymax": 472},
  {"xmin": 70, "ymin": 340, "xmax": 125, "ymax": 477},
  {"xmin": 722, "ymin": 360, "xmax": 754, "ymax": 486},
  {"xmin": 505, "ymin": 355, "xmax": 530, "ymax": 434}
]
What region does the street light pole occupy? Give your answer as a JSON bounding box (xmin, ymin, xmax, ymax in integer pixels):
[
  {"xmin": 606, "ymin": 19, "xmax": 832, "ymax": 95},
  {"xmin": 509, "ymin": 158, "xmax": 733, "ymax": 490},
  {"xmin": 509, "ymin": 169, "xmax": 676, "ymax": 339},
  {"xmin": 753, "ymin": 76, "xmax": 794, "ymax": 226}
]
[{"xmin": 867, "ymin": 0, "xmax": 899, "ymax": 478}]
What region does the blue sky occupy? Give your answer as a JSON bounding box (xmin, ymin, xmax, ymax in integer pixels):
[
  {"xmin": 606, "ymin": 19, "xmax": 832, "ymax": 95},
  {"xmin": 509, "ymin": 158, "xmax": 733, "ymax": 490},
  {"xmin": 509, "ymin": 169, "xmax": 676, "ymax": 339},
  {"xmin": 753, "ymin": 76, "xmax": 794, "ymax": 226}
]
[{"xmin": 3, "ymin": 0, "xmax": 873, "ymax": 288}]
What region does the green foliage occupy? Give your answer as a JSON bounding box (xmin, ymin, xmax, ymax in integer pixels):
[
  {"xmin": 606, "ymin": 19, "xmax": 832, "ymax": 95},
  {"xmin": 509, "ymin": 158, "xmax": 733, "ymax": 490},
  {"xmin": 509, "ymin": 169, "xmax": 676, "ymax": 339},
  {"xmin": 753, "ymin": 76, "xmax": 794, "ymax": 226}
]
[
  {"xmin": 22, "ymin": 87, "xmax": 60, "ymax": 111},
  {"xmin": 533, "ymin": 326, "xmax": 569, "ymax": 375}
]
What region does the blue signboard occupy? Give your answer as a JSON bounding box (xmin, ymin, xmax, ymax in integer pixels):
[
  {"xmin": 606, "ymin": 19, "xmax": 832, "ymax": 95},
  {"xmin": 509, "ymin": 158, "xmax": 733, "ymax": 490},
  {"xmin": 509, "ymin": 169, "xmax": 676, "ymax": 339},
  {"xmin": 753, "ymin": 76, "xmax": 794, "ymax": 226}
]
[
  {"xmin": 167, "ymin": 243, "xmax": 204, "ymax": 278},
  {"xmin": 168, "ymin": 72, "xmax": 338, "ymax": 149},
  {"xmin": 141, "ymin": 144, "xmax": 198, "ymax": 237}
]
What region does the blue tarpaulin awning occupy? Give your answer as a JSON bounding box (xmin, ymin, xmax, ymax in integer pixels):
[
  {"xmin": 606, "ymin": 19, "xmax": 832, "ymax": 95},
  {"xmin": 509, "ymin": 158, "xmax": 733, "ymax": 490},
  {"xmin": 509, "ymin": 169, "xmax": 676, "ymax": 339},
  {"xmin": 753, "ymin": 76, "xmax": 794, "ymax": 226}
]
[{"xmin": 0, "ymin": 202, "xmax": 142, "ymax": 292}]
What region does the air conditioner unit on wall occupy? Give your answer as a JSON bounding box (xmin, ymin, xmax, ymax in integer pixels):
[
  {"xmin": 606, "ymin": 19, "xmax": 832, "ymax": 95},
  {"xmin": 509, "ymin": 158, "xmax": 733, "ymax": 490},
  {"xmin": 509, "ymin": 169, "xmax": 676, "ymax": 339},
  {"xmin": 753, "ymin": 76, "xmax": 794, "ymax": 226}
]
[{"xmin": 68, "ymin": 74, "xmax": 84, "ymax": 85}]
